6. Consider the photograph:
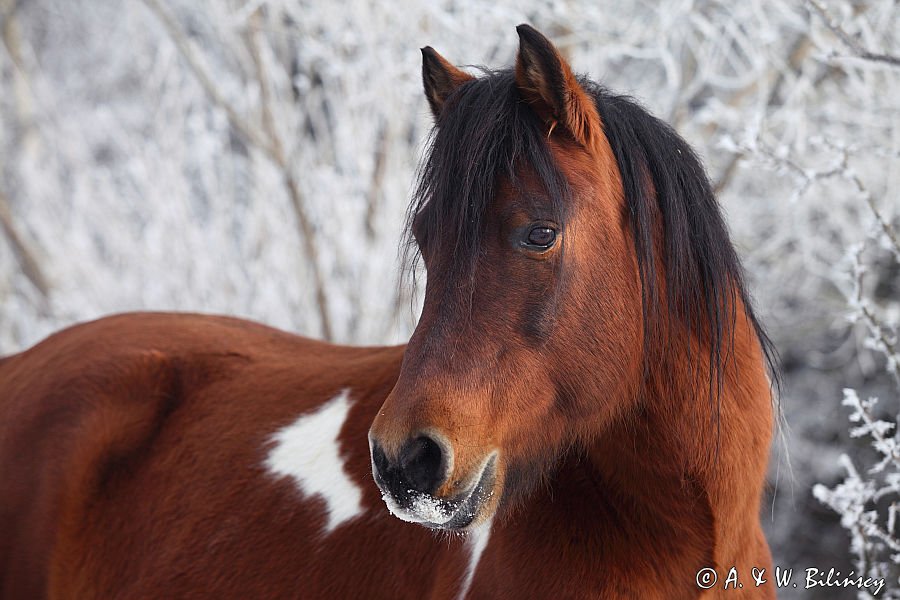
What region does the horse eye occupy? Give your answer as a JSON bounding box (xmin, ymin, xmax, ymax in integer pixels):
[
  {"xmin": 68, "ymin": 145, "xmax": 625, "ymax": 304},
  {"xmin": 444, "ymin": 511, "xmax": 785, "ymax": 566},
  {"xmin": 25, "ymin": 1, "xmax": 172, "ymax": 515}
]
[{"xmin": 526, "ymin": 226, "xmax": 556, "ymax": 248}]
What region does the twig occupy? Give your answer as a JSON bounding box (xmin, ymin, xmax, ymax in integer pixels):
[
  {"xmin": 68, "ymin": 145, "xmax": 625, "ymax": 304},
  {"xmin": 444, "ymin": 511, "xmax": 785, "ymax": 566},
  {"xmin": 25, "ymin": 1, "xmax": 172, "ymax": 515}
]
[
  {"xmin": 732, "ymin": 138, "xmax": 899, "ymax": 250},
  {"xmin": 244, "ymin": 12, "xmax": 332, "ymax": 340},
  {"xmin": 713, "ymin": 35, "xmax": 813, "ymax": 194},
  {"xmin": 365, "ymin": 118, "xmax": 388, "ymax": 240},
  {"xmin": 806, "ymin": 0, "xmax": 900, "ymax": 68},
  {"xmin": 282, "ymin": 172, "xmax": 333, "ymax": 340},
  {"xmin": 244, "ymin": 13, "xmax": 284, "ymax": 163},
  {"xmin": 142, "ymin": 0, "xmax": 333, "ymax": 340},
  {"xmin": 855, "ymin": 178, "xmax": 900, "ymax": 259},
  {"xmin": 851, "ymin": 245, "xmax": 899, "ymax": 388},
  {"xmin": 142, "ymin": 0, "xmax": 274, "ymax": 157},
  {"xmin": 0, "ymin": 190, "xmax": 50, "ymax": 297},
  {"xmin": 1, "ymin": 0, "xmax": 38, "ymax": 152}
]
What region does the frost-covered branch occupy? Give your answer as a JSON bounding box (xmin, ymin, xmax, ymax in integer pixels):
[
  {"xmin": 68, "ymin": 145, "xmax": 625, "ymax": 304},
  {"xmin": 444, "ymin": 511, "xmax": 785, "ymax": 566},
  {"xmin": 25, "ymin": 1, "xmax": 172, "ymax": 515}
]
[
  {"xmin": 814, "ymin": 392, "xmax": 900, "ymax": 597},
  {"xmin": 242, "ymin": 10, "xmax": 333, "ymax": 341},
  {"xmin": 712, "ymin": 1, "xmax": 900, "ymax": 591},
  {"xmin": 0, "ymin": 190, "xmax": 49, "ymax": 297},
  {"xmin": 141, "ymin": 0, "xmax": 333, "ymax": 340},
  {"xmin": 140, "ymin": 0, "xmax": 274, "ymax": 157},
  {"xmin": 806, "ymin": 0, "xmax": 900, "ymax": 68},
  {"xmin": 849, "ymin": 245, "xmax": 900, "ymax": 387}
]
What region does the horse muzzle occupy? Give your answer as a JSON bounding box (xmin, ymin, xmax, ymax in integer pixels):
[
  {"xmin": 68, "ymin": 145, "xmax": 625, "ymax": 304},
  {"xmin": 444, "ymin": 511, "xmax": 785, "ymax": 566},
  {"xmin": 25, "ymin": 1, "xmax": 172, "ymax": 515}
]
[{"xmin": 370, "ymin": 433, "xmax": 498, "ymax": 530}]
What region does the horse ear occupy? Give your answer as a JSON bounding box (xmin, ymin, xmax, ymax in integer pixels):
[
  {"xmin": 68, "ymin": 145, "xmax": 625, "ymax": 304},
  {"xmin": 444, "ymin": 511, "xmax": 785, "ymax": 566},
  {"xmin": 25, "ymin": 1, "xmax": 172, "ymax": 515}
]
[
  {"xmin": 514, "ymin": 24, "xmax": 601, "ymax": 148},
  {"xmin": 421, "ymin": 47, "xmax": 474, "ymax": 120}
]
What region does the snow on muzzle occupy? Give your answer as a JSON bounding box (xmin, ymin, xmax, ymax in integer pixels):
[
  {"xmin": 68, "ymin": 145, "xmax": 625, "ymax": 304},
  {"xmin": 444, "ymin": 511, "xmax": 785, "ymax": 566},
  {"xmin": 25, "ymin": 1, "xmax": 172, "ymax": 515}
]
[{"xmin": 371, "ymin": 440, "xmax": 498, "ymax": 530}]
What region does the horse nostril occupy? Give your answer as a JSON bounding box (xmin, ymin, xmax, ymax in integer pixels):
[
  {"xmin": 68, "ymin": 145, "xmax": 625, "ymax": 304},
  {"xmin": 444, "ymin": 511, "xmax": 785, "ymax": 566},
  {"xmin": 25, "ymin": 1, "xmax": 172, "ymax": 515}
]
[
  {"xmin": 371, "ymin": 434, "xmax": 450, "ymax": 498},
  {"xmin": 371, "ymin": 441, "xmax": 390, "ymax": 481},
  {"xmin": 399, "ymin": 435, "xmax": 447, "ymax": 495}
]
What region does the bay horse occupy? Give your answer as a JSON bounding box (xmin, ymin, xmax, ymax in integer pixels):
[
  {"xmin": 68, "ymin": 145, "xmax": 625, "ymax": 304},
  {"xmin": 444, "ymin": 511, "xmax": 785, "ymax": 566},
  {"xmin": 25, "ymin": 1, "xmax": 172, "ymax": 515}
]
[{"xmin": 0, "ymin": 25, "xmax": 777, "ymax": 599}]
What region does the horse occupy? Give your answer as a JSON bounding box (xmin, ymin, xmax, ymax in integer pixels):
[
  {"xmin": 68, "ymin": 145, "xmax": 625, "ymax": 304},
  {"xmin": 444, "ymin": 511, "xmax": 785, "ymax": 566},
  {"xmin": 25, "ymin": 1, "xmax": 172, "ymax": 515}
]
[{"xmin": 0, "ymin": 25, "xmax": 777, "ymax": 599}]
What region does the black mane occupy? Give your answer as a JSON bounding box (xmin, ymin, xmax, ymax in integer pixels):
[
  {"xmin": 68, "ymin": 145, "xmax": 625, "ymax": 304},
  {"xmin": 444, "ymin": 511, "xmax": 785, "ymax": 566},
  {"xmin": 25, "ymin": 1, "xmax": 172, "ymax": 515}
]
[
  {"xmin": 404, "ymin": 68, "xmax": 777, "ymax": 405},
  {"xmin": 406, "ymin": 70, "xmax": 571, "ymax": 281}
]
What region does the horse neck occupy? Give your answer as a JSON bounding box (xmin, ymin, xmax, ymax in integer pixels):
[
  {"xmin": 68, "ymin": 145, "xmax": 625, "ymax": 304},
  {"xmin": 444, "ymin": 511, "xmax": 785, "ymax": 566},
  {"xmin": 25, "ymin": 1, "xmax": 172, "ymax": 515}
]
[{"xmin": 586, "ymin": 304, "xmax": 774, "ymax": 565}]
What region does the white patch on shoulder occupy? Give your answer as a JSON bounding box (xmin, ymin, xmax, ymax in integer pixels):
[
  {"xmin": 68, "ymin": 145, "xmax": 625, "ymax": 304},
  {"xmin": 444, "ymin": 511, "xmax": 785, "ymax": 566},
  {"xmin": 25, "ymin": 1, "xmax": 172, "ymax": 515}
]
[
  {"xmin": 265, "ymin": 388, "xmax": 364, "ymax": 533},
  {"xmin": 458, "ymin": 516, "xmax": 493, "ymax": 599}
]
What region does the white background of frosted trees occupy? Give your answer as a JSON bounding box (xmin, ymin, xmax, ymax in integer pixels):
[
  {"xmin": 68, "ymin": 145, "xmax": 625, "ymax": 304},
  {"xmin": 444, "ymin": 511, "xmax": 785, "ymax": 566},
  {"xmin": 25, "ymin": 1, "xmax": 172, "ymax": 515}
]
[{"xmin": 0, "ymin": 0, "xmax": 897, "ymax": 596}]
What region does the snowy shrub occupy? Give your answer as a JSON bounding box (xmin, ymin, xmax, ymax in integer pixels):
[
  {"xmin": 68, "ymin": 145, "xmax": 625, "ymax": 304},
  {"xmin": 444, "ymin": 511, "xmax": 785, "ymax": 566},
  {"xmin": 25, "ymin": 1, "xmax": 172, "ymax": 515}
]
[{"xmin": 757, "ymin": 1, "xmax": 899, "ymax": 595}]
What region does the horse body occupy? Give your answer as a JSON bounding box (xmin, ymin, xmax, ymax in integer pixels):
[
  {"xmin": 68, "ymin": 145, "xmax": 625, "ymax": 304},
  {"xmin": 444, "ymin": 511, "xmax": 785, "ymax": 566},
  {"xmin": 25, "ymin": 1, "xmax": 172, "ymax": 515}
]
[
  {"xmin": 0, "ymin": 312, "xmax": 770, "ymax": 599},
  {"xmin": 0, "ymin": 313, "xmax": 428, "ymax": 598},
  {"xmin": 1, "ymin": 25, "xmax": 776, "ymax": 599}
]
